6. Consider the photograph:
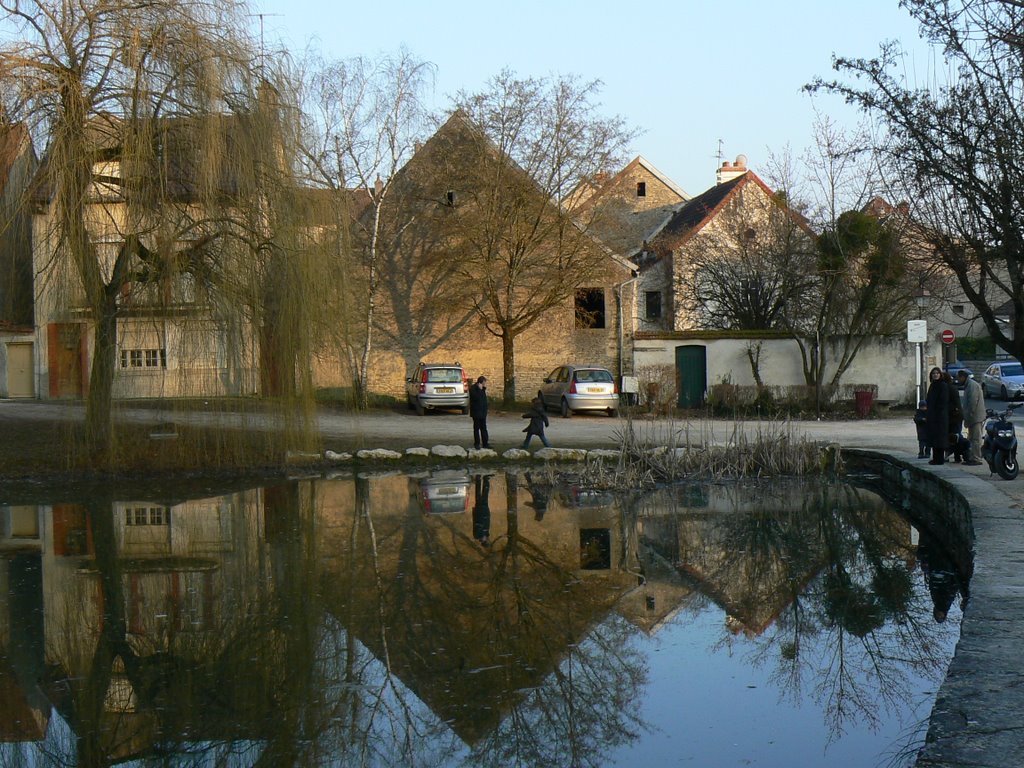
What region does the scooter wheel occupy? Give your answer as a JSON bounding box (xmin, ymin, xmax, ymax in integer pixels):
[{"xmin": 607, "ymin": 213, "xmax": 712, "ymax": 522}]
[{"xmin": 995, "ymin": 449, "xmax": 1019, "ymax": 480}]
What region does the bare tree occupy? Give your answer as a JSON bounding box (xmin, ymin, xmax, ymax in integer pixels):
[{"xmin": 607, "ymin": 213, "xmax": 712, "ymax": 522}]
[
  {"xmin": 445, "ymin": 71, "xmax": 637, "ymax": 404},
  {"xmin": 811, "ymin": 0, "xmax": 1024, "ymax": 361},
  {"xmin": 0, "ymin": 0, "xmax": 317, "ymax": 462},
  {"xmin": 299, "ymin": 49, "xmax": 435, "ymax": 407}
]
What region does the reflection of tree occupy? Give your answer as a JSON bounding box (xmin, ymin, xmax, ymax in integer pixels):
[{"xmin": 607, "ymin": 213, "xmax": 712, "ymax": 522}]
[{"xmin": 643, "ymin": 479, "xmax": 957, "ymax": 743}]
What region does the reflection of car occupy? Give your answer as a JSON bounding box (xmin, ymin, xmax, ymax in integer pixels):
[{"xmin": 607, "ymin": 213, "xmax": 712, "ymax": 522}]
[
  {"xmin": 553, "ymin": 484, "xmax": 614, "ymax": 509},
  {"xmin": 539, "ymin": 364, "xmax": 618, "ymax": 417},
  {"xmin": 405, "ymin": 362, "xmax": 470, "ymax": 415},
  {"xmin": 981, "ymin": 361, "xmax": 1024, "ymax": 400},
  {"xmin": 415, "ymin": 470, "xmax": 471, "ymax": 514}
]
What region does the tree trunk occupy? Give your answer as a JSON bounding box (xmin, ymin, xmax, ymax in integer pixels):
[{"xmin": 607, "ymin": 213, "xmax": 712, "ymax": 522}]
[
  {"xmin": 85, "ymin": 299, "xmax": 118, "ymax": 463},
  {"xmin": 501, "ymin": 331, "xmax": 516, "ymax": 406}
]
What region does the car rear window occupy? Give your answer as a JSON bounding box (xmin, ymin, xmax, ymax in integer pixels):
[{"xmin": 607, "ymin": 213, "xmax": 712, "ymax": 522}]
[
  {"xmin": 573, "ymin": 369, "xmax": 613, "ymax": 383},
  {"xmin": 425, "ymin": 368, "xmax": 462, "ymax": 383},
  {"xmin": 1002, "ymin": 363, "xmax": 1024, "ymax": 377}
]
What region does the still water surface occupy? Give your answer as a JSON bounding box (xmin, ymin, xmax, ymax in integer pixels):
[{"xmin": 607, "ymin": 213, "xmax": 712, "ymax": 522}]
[{"xmin": 0, "ymin": 471, "xmax": 966, "ymax": 767}]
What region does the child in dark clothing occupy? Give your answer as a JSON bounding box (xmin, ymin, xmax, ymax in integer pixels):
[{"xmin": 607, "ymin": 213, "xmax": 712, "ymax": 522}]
[
  {"xmin": 521, "ymin": 394, "xmax": 551, "ymax": 449},
  {"xmin": 914, "ymin": 400, "xmax": 930, "ymax": 459}
]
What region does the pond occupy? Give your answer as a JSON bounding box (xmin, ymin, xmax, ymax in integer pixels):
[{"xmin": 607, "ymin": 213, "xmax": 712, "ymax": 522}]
[{"xmin": 0, "ymin": 469, "xmax": 968, "ymax": 767}]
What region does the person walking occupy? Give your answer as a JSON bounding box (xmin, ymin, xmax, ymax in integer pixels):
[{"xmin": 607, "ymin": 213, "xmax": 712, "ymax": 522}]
[
  {"xmin": 469, "ymin": 376, "xmax": 491, "ymax": 449},
  {"xmin": 521, "ymin": 392, "xmax": 550, "ymax": 449},
  {"xmin": 925, "ymin": 367, "xmax": 950, "ymax": 465},
  {"xmin": 957, "ymin": 369, "xmax": 985, "ymax": 465}
]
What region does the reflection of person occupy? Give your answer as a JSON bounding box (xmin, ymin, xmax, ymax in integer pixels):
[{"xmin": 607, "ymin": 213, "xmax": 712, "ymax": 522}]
[
  {"xmin": 925, "ymin": 367, "xmax": 950, "ymax": 465},
  {"xmin": 914, "ymin": 400, "xmax": 929, "ymax": 459},
  {"xmin": 470, "ymin": 376, "xmax": 491, "ymax": 449},
  {"xmin": 523, "ymin": 471, "xmax": 549, "ymax": 521},
  {"xmin": 957, "ymin": 369, "xmax": 985, "ymax": 465},
  {"xmin": 521, "ymin": 391, "xmax": 551, "ymax": 449},
  {"xmin": 472, "ymin": 474, "xmax": 491, "ymax": 547},
  {"xmin": 917, "ymin": 530, "xmax": 969, "ymax": 622}
]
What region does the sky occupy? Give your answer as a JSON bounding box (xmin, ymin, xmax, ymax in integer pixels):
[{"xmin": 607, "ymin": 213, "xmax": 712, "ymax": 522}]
[{"xmin": 255, "ymin": 0, "xmax": 941, "ymax": 196}]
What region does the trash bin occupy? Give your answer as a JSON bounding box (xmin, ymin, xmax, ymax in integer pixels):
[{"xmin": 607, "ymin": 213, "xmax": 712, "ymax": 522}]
[{"xmin": 854, "ymin": 389, "xmax": 874, "ymax": 418}]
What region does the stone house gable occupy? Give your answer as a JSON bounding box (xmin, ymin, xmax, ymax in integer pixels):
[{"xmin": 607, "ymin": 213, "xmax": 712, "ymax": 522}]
[
  {"xmin": 636, "ymin": 169, "xmax": 814, "ymax": 333},
  {"xmin": 568, "ymin": 155, "xmax": 690, "ymax": 258},
  {"xmin": 314, "ymin": 110, "xmax": 639, "ymax": 400}
]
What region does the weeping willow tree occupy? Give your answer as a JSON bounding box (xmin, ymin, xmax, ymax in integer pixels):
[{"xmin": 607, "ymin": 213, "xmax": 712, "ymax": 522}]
[{"xmin": 0, "ymin": 0, "xmax": 323, "ymax": 467}]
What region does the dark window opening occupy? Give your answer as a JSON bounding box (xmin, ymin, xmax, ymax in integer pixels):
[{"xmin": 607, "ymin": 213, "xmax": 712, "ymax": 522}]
[
  {"xmin": 575, "ymin": 288, "xmax": 606, "ymax": 329},
  {"xmin": 580, "ymin": 528, "xmax": 611, "ymax": 570},
  {"xmin": 445, "ymin": 190, "xmax": 455, "ymax": 206},
  {"xmin": 636, "ymin": 181, "xmax": 647, "ymax": 197},
  {"xmin": 645, "ymin": 290, "xmax": 662, "ymax": 320}
]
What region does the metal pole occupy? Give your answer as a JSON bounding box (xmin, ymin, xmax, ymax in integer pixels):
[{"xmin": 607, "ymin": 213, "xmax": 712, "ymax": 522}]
[{"xmin": 917, "ymin": 341, "xmax": 922, "ymax": 403}]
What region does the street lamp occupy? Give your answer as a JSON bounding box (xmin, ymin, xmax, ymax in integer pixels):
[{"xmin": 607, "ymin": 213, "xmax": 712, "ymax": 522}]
[{"xmin": 912, "ymin": 284, "xmax": 931, "ymax": 402}]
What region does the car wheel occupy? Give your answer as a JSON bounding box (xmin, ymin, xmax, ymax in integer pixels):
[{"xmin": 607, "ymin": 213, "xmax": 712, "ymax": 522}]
[
  {"xmin": 415, "ymin": 400, "xmax": 425, "ymax": 416},
  {"xmin": 407, "ymin": 395, "xmax": 415, "ymax": 410},
  {"xmin": 1002, "ymin": 385, "xmax": 1009, "ymax": 401},
  {"xmin": 460, "ymin": 406, "xmax": 469, "ymax": 415},
  {"xmin": 561, "ymin": 399, "xmax": 571, "ymax": 418},
  {"xmin": 608, "ymin": 408, "xmax": 617, "ymax": 417}
]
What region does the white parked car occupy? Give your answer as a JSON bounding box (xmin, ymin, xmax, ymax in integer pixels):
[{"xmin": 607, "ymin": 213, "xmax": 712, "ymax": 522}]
[{"xmin": 981, "ymin": 361, "xmax": 1024, "ymax": 400}]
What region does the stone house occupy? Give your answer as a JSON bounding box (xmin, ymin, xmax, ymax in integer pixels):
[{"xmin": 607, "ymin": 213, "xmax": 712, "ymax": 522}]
[
  {"xmin": 28, "ymin": 113, "xmax": 278, "ymax": 401},
  {"xmin": 312, "ymin": 111, "xmax": 638, "ymax": 403}
]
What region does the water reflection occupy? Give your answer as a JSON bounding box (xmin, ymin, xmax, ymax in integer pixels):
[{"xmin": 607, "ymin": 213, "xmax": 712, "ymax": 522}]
[{"xmin": 0, "ymin": 473, "xmax": 966, "ymax": 767}]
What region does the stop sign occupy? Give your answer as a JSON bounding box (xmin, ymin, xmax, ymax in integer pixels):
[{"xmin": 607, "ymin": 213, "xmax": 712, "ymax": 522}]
[{"xmin": 941, "ymin": 329, "xmax": 956, "ymax": 344}]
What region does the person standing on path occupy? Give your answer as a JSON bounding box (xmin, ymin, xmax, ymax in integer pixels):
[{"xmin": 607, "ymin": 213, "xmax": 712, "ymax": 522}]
[
  {"xmin": 945, "ymin": 371, "xmax": 963, "ymax": 460},
  {"xmin": 469, "ymin": 376, "xmax": 491, "ymax": 449},
  {"xmin": 926, "ymin": 367, "xmax": 950, "ymax": 465},
  {"xmin": 958, "ymin": 369, "xmax": 985, "ymax": 465}
]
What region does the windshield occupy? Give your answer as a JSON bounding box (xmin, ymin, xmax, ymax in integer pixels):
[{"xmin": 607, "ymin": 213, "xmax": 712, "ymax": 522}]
[
  {"xmin": 1001, "ymin": 363, "xmax": 1024, "ymax": 377},
  {"xmin": 425, "ymin": 368, "xmax": 463, "ymax": 383}
]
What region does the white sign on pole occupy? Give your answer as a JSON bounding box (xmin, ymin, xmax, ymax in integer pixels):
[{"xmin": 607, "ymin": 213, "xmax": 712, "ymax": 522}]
[{"xmin": 907, "ymin": 320, "xmax": 927, "ymax": 343}]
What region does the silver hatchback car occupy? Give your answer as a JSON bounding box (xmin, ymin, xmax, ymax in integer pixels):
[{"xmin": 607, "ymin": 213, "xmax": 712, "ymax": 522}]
[
  {"xmin": 406, "ymin": 362, "xmax": 470, "ymax": 415},
  {"xmin": 539, "ymin": 364, "xmax": 618, "ymax": 417}
]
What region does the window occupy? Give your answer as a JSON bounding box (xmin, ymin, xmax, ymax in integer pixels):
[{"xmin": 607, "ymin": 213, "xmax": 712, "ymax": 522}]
[
  {"xmin": 645, "ymin": 290, "xmax": 662, "ymax": 320},
  {"xmin": 125, "ymin": 506, "xmax": 170, "ymax": 526},
  {"xmin": 636, "ymin": 181, "xmax": 647, "ymax": 197},
  {"xmin": 575, "ymin": 288, "xmax": 606, "ymax": 329},
  {"xmin": 120, "ymin": 348, "xmax": 167, "ymax": 369},
  {"xmin": 445, "ymin": 190, "xmax": 456, "ymax": 206}
]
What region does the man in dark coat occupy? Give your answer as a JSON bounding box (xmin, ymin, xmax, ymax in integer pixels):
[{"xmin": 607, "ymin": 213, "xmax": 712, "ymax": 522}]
[
  {"xmin": 925, "ymin": 366, "xmax": 950, "ymax": 465},
  {"xmin": 945, "ymin": 371, "xmax": 963, "ymax": 461},
  {"xmin": 469, "ymin": 376, "xmax": 490, "ymax": 449}
]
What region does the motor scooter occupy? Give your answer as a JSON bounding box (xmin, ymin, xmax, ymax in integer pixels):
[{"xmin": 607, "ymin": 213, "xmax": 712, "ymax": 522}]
[{"xmin": 982, "ymin": 402, "xmax": 1020, "ymax": 480}]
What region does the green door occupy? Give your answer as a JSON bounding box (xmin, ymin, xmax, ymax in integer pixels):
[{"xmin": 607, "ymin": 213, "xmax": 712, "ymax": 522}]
[{"xmin": 675, "ymin": 345, "xmax": 707, "ymax": 408}]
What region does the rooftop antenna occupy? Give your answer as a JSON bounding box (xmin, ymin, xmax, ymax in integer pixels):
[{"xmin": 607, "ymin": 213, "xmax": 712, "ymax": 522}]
[
  {"xmin": 715, "ymin": 138, "xmax": 724, "ymax": 165},
  {"xmin": 250, "ymin": 12, "xmax": 283, "ymax": 74}
]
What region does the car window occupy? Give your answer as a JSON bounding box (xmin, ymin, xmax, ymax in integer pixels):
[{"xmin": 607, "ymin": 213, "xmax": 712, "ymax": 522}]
[
  {"xmin": 574, "ymin": 369, "xmax": 613, "ymax": 383},
  {"xmin": 988, "ymin": 366, "xmax": 998, "ymax": 375},
  {"xmin": 1002, "ymin": 363, "xmax": 1024, "ymax": 377},
  {"xmin": 546, "ymin": 368, "xmax": 560, "ymax": 382},
  {"xmin": 557, "ymin": 368, "xmax": 569, "ymax": 383},
  {"xmin": 426, "ymin": 368, "xmax": 462, "ymax": 383}
]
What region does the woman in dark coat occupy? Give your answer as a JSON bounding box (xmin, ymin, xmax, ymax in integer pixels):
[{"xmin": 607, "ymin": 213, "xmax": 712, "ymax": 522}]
[
  {"xmin": 521, "ymin": 393, "xmax": 551, "ymax": 449},
  {"xmin": 925, "ymin": 366, "xmax": 950, "ymax": 465}
]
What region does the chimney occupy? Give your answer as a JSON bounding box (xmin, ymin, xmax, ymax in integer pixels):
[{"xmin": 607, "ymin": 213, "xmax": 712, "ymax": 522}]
[
  {"xmin": 374, "ymin": 176, "xmax": 384, "ymax": 196},
  {"xmin": 716, "ymin": 154, "xmax": 748, "ymax": 185}
]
